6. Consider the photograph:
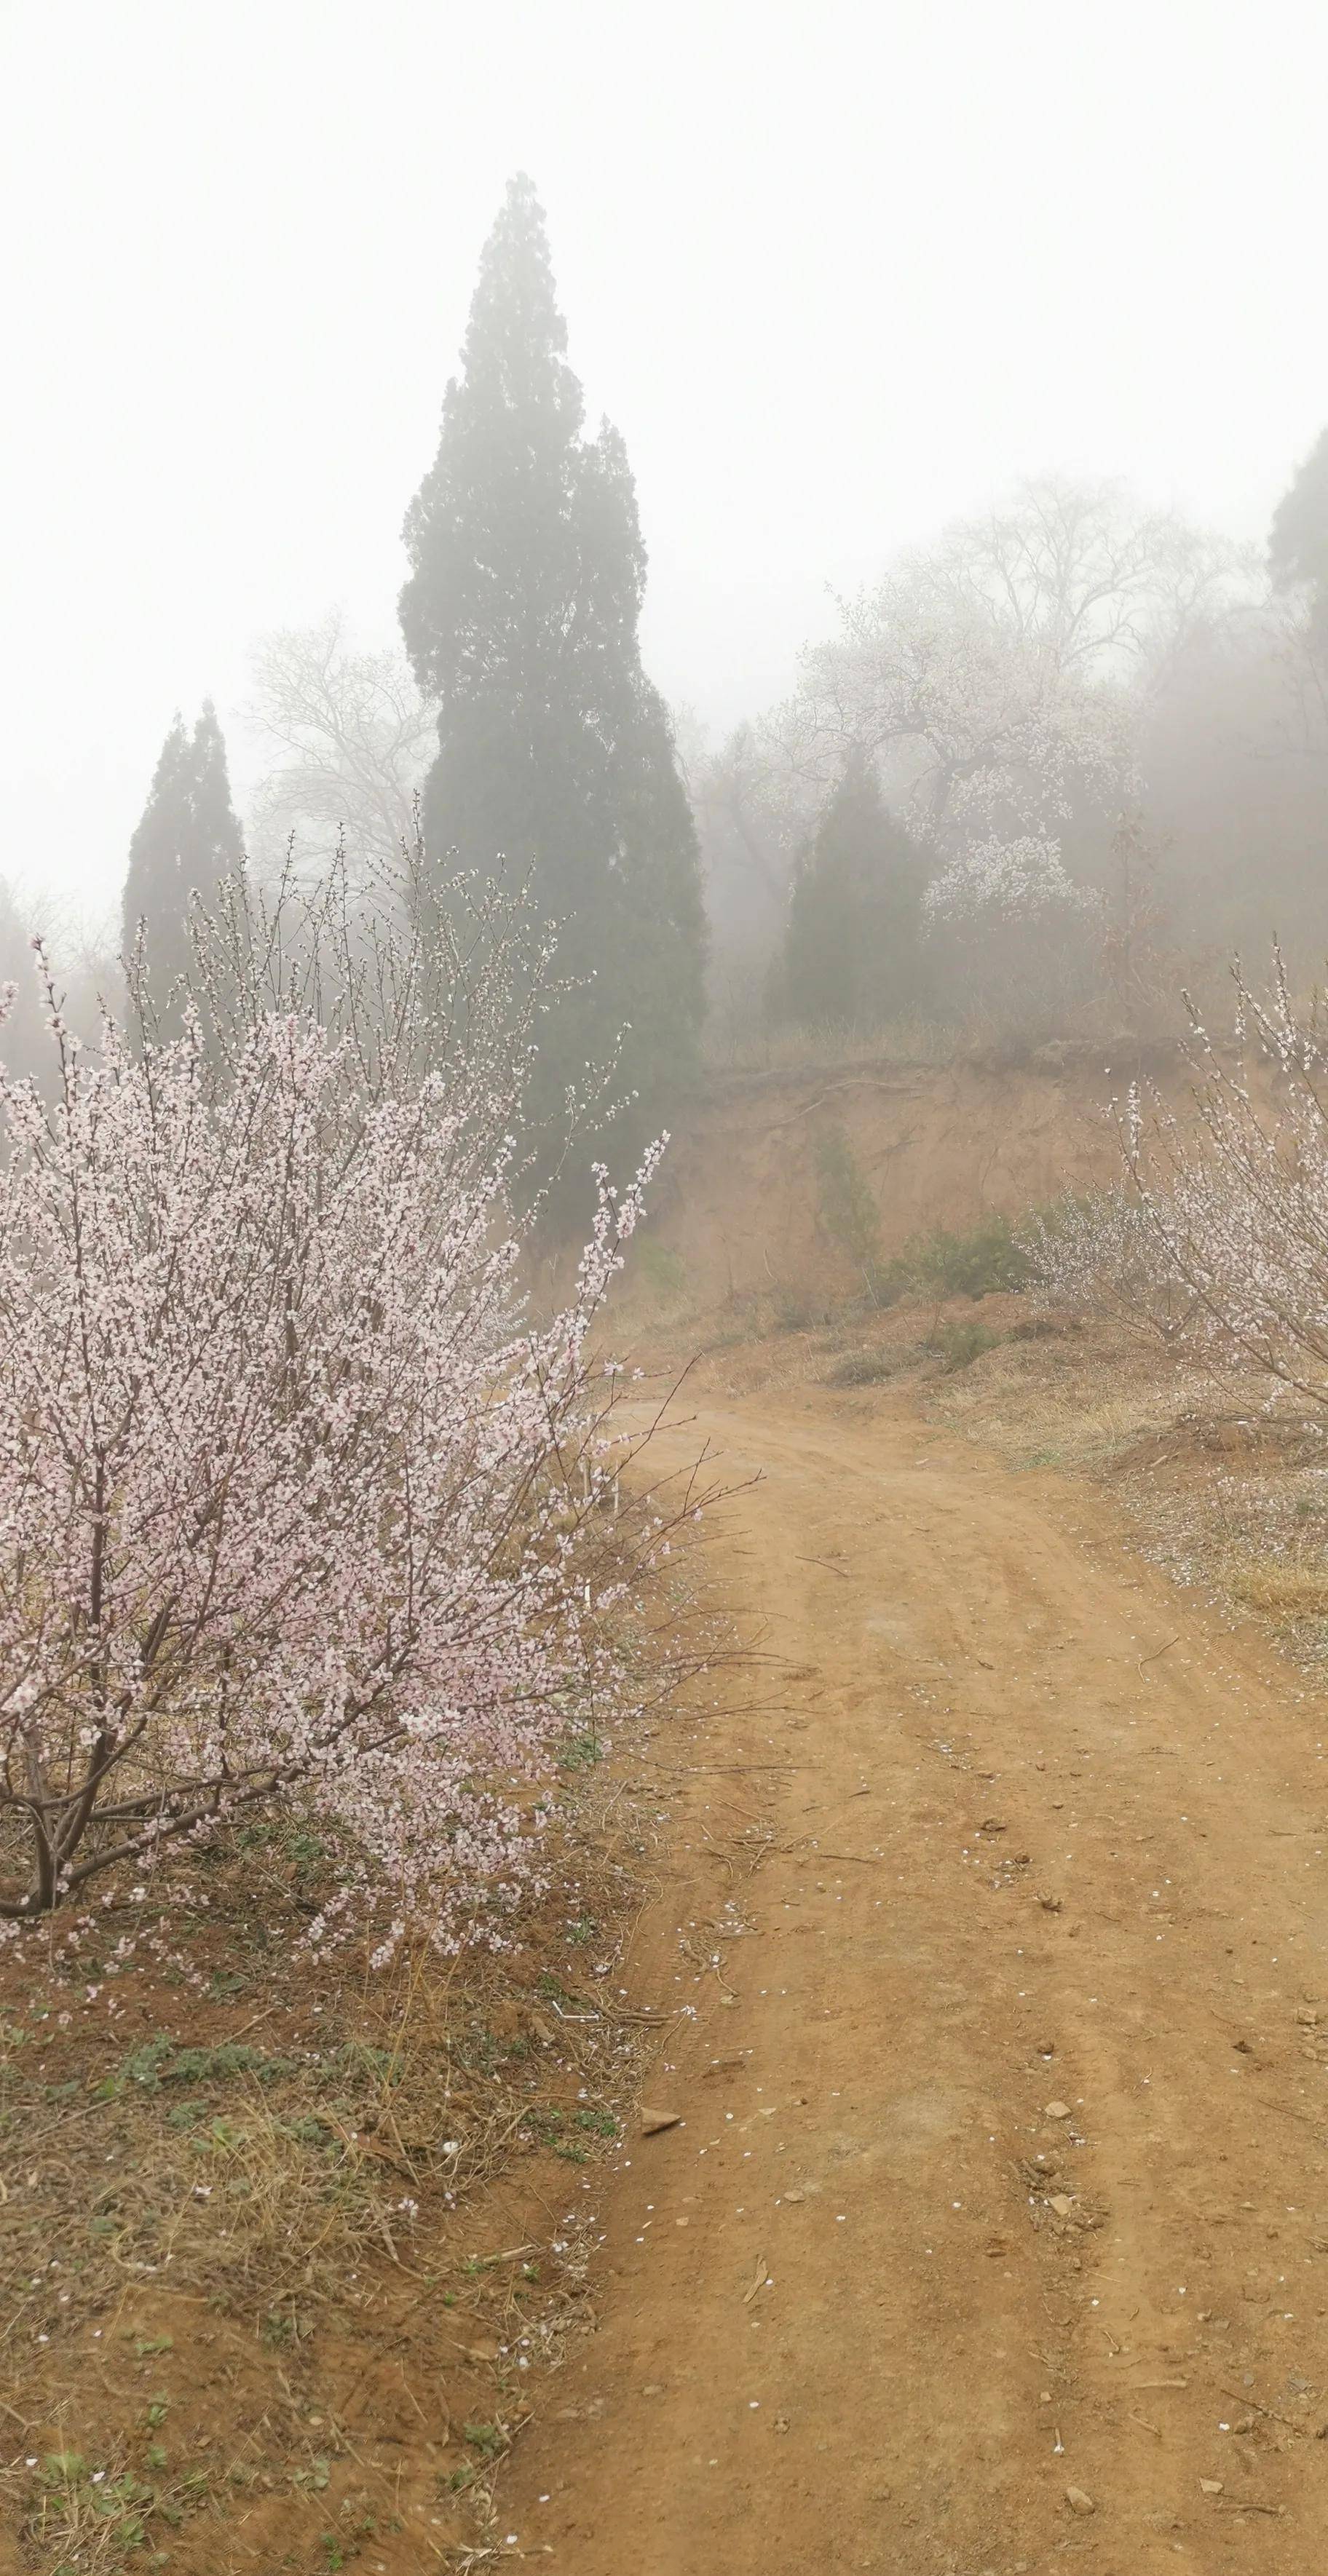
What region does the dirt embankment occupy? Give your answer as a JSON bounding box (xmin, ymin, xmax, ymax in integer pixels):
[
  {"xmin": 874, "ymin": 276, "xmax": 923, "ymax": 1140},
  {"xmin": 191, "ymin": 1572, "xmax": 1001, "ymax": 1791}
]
[{"xmin": 649, "ymin": 1043, "xmax": 1169, "ymax": 1302}]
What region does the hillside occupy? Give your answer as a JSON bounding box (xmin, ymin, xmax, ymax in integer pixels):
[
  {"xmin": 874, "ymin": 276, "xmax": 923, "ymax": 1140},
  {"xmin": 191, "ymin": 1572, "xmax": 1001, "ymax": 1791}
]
[{"xmin": 647, "ymin": 1040, "xmax": 1169, "ymax": 1303}]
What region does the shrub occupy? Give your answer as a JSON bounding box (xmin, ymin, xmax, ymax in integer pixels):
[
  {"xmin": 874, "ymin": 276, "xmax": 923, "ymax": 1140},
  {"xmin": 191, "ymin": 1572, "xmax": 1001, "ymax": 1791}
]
[
  {"xmin": 825, "ymin": 1349, "xmax": 904, "ymax": 1387},
  {"xmin": 814, "ymin": 1123, "xmax": 895, "ymax": 1301},
  {"xmin": 929, "ymin": 1319, "xmax": 1004, "ymax": 1373},
  {"xmin": 1108, "ymin": 952, "xmax": 1328, "ymax": 1404},
  {"xmin": 1022, "ymin": 1185, "xmax": 1193, "ymax": 1339},
  {"xmin": 909, "ymin": 1213, "xmax": 1032, "ymax": 1299},
  {"xmin": 631, "ymin": 1236, "xmax": 688, "ymax": 1304},
  {"xmin": 772, "ymin": 1288, "xmax": 831, "ymax": 1332},
  {"xmin": 1029, "ymin": 950, "xmax": 1328, "ymax": 1405}
]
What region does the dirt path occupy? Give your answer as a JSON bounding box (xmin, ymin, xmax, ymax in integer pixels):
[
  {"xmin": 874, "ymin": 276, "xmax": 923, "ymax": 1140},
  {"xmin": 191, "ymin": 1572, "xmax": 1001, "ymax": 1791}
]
[{"xmin": 503, "ymin": 1381, "xmax": 1328, "ymax": 2572}]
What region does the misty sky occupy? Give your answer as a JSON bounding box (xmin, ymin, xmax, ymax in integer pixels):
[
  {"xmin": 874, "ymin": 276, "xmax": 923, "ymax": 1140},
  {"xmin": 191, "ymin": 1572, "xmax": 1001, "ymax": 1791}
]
[{"xmin": 2, "ymin": 0, "xmax": 1325, "ymax": 927}]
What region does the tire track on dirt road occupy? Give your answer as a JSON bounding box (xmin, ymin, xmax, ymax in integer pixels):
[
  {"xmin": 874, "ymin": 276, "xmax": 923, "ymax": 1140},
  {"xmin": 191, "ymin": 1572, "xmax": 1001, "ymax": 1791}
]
[{"xmin": 502, "ymin": 1383, "xmax": 1328, "ymax": 2572}]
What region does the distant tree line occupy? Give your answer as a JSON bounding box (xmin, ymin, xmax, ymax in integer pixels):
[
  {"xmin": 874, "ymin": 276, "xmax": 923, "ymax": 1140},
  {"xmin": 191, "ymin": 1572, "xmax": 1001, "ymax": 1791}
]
[
  {"xmin": 695, "ymin": 459, "xmax": 1328, "ymax": 1047},
  {"xmin": 9, "ymin": 179, "xmax": 1328, "ymax": 1117}
]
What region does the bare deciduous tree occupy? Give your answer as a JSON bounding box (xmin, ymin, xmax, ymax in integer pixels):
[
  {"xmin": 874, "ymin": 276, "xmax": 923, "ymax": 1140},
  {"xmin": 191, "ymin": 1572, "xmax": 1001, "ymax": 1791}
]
[
  {"xmin": 764, "ymin": 479, "xmax": 1253, "ymax": 921},
  {"xmin": 245, "ymin": 611, "xmax": 437, "ymax": 876}
]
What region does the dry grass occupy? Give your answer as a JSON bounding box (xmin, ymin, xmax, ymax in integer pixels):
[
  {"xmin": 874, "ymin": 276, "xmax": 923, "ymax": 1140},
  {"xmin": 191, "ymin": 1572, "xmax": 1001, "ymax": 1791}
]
[
  {"xmin": 0, "ymin": 1406, "xmax": 725, "ymax": 2569},
  {"xmin": 1220, "ymin": 1550, "xmax": 1328, "ymax": 1621},
  {"xmin": 0, "ymin": 1681, "xmax": 699, "ymax": 2573},
  {"xmin": 929, "ymin": 1327, "xmax": 1214, "ymax": 1473},
  {"xmin": 922, "ymin": 1304, "xmax": 1328, "ymax": 1668},
  {"xmin": 703, "ymin": 1011, "xmax": 959, "ymax": 1077}
]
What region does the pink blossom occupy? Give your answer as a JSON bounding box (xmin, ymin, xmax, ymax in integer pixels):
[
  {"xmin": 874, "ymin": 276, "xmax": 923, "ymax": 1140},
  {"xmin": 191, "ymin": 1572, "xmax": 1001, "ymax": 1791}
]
[{"xmin": 0, "ymin": 888, "xmax": 673, "ymax": 1957}]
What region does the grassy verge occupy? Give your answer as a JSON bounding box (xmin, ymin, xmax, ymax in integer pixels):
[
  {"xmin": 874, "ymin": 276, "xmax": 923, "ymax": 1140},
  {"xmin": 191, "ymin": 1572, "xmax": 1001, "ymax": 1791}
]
[
  {"xmin": 0, "ymin": 1713, "xmax": 688, "ymax": 2574},
  {"xmin": 925, "ymin": 1309, "xmax": 1328, "ymax": 1671}
]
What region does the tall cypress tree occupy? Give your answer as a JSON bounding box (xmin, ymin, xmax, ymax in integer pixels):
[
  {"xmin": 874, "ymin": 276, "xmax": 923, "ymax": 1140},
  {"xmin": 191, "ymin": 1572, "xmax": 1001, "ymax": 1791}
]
[
  {"xmin": 122, "ymin": 703, "xmax": 243, "ymax": 1029},
  {"xmin": 0, "ymin": 876, "xmax": 45, "ymax": 1085},
  {"xmin": 1270, "ymin": 427, "xmax": 1328, "ymax": 633},
  {"xmin": 400, "ymin": 175, "xmax": 705, "ymax": 1191},
  {"xmin": 772, "ymin": 754, "xmax": 930, "ymax": 1030}
]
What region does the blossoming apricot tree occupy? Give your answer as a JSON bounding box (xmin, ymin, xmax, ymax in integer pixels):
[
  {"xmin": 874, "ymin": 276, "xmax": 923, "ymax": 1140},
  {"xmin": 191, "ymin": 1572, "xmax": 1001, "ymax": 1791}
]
[
  {"xmin": 1029, "ymin": 954, "xmax": 1328, "ymax": 1401},
  {"xmin": 0, "ymin": 863, "xmax": 683, "ymax": 1953}
]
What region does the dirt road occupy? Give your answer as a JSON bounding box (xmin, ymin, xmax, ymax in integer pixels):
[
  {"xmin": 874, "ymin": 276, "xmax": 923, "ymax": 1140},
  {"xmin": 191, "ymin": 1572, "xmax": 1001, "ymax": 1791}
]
[{"xmin": 504, "ymin": 1381, "xmax": 1328, "ymax": 2572}]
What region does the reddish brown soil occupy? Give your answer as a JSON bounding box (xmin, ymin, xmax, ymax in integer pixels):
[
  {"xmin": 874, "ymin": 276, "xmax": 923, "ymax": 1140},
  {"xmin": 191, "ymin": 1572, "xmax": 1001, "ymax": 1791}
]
[
  {"xmin": 499, "ymin": 1379, "xmax": 1328, "ymax": 2572},
  {"xmin": 649, "ymin": 1051, "xmax": 1139, "ymax": 1298}
]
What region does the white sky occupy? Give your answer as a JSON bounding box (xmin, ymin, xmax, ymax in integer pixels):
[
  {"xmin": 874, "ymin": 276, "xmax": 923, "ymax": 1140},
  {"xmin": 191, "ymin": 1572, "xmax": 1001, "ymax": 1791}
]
[{"xmin": 2, "ymin": 0, "xmax": 1325, "ymax": 924}]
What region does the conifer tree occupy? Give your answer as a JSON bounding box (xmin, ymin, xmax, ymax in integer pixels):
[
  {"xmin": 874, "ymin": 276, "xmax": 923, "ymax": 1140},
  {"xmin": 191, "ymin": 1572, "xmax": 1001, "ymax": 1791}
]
[
  {"xmin": 772, "ymin": 753, "xmax": 930, "ymax": 1030},
  {"xmin": 0, "ymin": 877, "xmax": 45, "ymax": 1085},
  {"xmin": 1270, "ymin": 427, "xmax": 1328, "ymax": 633},
  {"xmin": 400, "ymin": 175, "xmax": 705, "ymax": 1192},
  {"xmin": 122, "ymin": 704, "xmax": 243, "ymax": 1027}
]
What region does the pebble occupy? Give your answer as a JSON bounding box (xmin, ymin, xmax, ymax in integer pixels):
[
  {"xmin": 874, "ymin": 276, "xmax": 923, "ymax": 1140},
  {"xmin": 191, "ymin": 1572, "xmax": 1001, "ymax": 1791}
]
[
  {"xmin": 1064, "ymin": 2486, "xmax": 1096, "ymax": 2516},
  {"xmin": 1046, "ymin": 2101, "xmax": 1072, "ymax": 2120}
]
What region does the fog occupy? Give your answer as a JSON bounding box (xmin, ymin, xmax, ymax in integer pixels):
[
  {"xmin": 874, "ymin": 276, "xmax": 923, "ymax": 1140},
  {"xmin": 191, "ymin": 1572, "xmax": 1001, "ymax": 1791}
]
[{"xmin": 3, "ymin": 0, "xmax": 1325, "ymax": 930}]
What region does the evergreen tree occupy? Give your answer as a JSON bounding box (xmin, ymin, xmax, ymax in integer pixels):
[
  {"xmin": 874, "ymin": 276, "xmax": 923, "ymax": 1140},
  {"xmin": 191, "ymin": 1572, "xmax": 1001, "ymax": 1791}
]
[
  {"xmin": 122, "ymin": 704, "xmax": 243, "ymax": 1029},
  {"xmin": 400, "ymin": 175, "xmax": 705, "ymax": 1194},
  {"xmin": 772, "ymin": 753, "xmax": 930, "ymax": 1029},
  {"xmin": 1270, "ymin": 427, "xmax": 1328, "ymax": 631},
  {"xmin": 0, "ymin": 877, "xmax": 46, "ymax": 1085}
]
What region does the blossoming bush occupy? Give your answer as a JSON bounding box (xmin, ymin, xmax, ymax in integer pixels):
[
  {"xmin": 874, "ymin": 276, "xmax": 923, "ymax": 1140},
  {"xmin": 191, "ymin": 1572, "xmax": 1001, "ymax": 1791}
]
[
  {"xmin": 1029, "ymin": 955, "xmax": 1328, "ymax": 1398},
  {"xmin": 1114, "ymin": 961, "xmax": 1328, "ymax": 1403},
  {"xmin": 1024, "ymin": 1183, "xmax": 1197, "ymax": 1341},
  {"xmin": 0, "ymin": 865, "xmax": 676, "ymax": 1954}
]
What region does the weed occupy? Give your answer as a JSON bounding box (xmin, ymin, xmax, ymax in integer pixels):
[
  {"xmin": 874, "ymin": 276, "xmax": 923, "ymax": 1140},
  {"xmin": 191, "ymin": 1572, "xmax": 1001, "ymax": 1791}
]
[
  {"xmin": 261, "ymin": 2306, "xmax": 313, "ymax": 2346},
  {"xmin": 559, "ymin": 1728, "xmax": 604, "ymax": 1771},
  {"xmin": 208, "ymin": 1968, "xmax": 248, "ymax": 2000},
  {"xmin": 814, "ymin": 1124, "xmax": 892, "ymax": 1302},
  {"xmin": 22, "ymin": 2445, "xmax": 209, "ymax": 2569},
  {"xmin": 909, "ymin": 1213, "xmax": 1031, "ymax": 1300},
  {"xmin": 930, "ymin": 1320, "xmax": 1004, "ymax": 1374},
  {"xmin": 824, "ymin": 1348, "xmax": 905, "ymax": 1388},
  {"xmin": 98, "ymin": 2035, "xmax": 301, "ymax": 2099},
  {"xmin": 458, "ymin": 2025, "xmax": 505, "ymax": 2077},
  {"xmin": 1222, "ymin": 1553, "xmax": 1328, "ymax": 1620},
  {"xmin": 631, "ymin": 1236, "xmax": 689, "ymax": 1304},
  {"xmin": 463, "ymin": 2423, "xmax": 506, "ymax": 2459},
  {"xmin": 772, "ymin": 1288, "xmax": 830, "ymax": 1332}
]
